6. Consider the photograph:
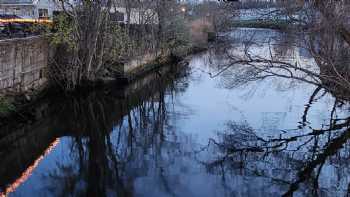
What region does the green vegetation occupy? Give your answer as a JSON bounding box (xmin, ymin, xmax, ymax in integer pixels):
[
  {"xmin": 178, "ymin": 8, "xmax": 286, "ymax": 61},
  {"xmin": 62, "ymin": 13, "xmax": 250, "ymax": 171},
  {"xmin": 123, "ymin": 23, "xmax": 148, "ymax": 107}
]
[
  {"xmin": 0, "ymin": 97, "xmax": 15, "ymax": 117},
  {"xmin": 50, "ymin": 14, "xmax": 76, "ymax": 51}
]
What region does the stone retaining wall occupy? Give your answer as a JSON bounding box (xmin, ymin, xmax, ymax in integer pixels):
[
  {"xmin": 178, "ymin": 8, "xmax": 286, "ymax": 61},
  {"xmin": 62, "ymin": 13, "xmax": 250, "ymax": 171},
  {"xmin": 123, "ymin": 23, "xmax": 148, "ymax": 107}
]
[{"xmin": 0, "ymin": 36, "xmax": 49, "ymax": 93}]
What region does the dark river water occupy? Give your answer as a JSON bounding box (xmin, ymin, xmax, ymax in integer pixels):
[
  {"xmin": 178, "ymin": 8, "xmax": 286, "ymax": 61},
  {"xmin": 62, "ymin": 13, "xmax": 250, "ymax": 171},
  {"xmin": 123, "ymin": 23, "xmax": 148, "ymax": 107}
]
[{"xmin": 1, "ymin": 28, "xmax": 350, "ymax": 197}]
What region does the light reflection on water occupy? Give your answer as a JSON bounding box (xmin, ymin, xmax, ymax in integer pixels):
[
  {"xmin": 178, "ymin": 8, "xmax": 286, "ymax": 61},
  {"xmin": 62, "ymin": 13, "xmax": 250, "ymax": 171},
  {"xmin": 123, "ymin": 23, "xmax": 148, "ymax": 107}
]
[{"xmin": 1, "ymin": 28, "xmax": 349, "ymax": 197}]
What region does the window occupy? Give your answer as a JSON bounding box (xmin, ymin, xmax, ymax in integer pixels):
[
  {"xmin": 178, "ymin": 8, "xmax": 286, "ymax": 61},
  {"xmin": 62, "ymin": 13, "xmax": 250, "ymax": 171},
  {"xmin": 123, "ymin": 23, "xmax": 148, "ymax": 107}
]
[
  {"xmin": 14, "ymin": 8, "xmax": 20, "ymax": 15},
  {"xmin": 110, "ymin": 11, "xmax": 124, "ymax": 22},
  {"xmin": 38, "ymin": 9, "xmax": 48, "ymax": 19}
]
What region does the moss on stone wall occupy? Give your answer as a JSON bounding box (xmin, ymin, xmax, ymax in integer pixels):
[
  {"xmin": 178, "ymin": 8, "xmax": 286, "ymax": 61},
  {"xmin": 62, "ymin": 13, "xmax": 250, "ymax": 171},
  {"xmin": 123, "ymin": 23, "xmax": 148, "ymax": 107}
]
[{"xmin": 0, "ymin": 97, "xmax": 15, "ymax": 117}]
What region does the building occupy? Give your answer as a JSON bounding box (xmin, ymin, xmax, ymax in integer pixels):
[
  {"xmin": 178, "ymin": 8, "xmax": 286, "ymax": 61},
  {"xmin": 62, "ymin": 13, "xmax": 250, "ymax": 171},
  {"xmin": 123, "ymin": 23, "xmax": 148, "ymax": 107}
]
[
  {"xmin": 0, "ymin": 0, "xmax": 60, "ymax": 19},
  {"xmin": 110, "ymin": 7, "xmax": 158, "ymax": 25},
  {"xmin": 0, "ymin": 0, "xmax": 158, "ymax": 24},
  {"xmin": 110, "ymin": 0, "xmax": 158, "ymax": 25}
]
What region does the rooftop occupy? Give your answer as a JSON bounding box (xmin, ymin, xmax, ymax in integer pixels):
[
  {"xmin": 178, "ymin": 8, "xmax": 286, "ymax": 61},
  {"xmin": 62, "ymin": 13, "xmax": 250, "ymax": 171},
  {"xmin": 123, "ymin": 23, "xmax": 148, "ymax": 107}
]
[{"xmin": 0, "ymin": 0, "xmax": 35, "ymax": 5}]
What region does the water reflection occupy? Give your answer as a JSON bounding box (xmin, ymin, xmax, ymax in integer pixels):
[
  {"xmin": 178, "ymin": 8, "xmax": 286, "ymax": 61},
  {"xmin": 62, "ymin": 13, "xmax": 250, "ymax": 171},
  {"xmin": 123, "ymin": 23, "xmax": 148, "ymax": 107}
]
[
  {"xmin": 203, "ymin": 28, "xmax": 350, "ymax": 196},
  {"xmin": 0, "ymin": 64, "xmax": 193, "ymax": 197},
  {"xmin": 1, "ymin": 28, "xmax": 350, "ymax": 197},
  {"xmin": 206, "ymin": 98, "xmax": 350, "ymax": 196}
]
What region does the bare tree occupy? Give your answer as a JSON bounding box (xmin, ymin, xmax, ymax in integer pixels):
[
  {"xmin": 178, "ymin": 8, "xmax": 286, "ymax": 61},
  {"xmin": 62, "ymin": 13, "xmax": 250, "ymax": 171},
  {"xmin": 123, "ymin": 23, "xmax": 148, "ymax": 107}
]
[{"xmin": 49, "ymin": 0, "xmax": 116, "ymax": 90}]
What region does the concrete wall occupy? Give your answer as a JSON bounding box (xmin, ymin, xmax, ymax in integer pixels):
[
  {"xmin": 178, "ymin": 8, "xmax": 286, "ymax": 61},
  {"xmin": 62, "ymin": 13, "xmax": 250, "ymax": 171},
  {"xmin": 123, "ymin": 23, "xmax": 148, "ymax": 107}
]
[
  {"xmin": 0, "ymin": 36, "xmax": 49, "ymax": 93},
  {"xmin": 123, "ymin": 52, "xmax": 160, "ymax": 73}
]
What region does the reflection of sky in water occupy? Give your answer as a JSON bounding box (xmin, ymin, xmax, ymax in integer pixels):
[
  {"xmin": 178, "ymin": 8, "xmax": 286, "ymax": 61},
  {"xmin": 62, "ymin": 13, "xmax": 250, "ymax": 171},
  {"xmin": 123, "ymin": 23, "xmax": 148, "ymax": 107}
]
[
  {"xmin": 177, "ymin": 38, "xmax": 338, "ymax": 144},
  {"xmin": 7, "ymin": 29, "xmax": 350, "ymax": 197},
  {"xmin": 9, "ymin": 138, "xmax": 76, "ymax": 197}
]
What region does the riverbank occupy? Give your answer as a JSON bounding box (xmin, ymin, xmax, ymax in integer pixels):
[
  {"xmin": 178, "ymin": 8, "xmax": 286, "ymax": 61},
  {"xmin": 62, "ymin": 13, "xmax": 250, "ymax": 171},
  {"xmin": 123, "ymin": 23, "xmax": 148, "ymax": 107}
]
[
  {"xmin": 231, "ymin": 19, "xmax": 290, "ymax": 30},
  {"xmin": 0, "ymin": 27, "xmax": 215, "ymax": 118},
  {"xmin": 0, "ymin": 41, "xmax": 209, "ymax": 122},
  {"xmin": 113, "ymin": 45, "xmax": 208, "ymax": 84},
  {"xmin": 0, "ymin": 57, "xmax": 188, "ymax": 128}
]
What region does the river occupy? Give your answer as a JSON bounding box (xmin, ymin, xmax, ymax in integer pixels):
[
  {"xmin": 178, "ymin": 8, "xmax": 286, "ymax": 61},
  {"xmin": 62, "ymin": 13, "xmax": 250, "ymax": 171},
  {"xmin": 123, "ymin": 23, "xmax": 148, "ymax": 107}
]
[{"xmin": 0, "ymin": 28, "xmax": 349, "ymax": 197}]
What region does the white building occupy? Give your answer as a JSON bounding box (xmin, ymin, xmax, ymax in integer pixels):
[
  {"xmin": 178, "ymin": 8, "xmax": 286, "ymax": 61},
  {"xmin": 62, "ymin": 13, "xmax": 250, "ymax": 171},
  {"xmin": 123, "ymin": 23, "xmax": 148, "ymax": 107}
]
[
  {"xmin": 110, "ymin": 7, "xmax": 158, "ymax": 25},
  {"xmin": 0, "ymin": 0, "xmax": 158, "ymax": 24},
  {"xmin": 0, "ymin": 0, "xmax": 60, "ymax": 19}
]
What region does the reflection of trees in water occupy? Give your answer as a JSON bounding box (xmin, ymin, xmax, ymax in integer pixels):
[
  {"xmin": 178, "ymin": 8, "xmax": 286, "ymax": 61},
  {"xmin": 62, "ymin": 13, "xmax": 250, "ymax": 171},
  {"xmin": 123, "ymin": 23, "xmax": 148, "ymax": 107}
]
[
  {"xmin": 205, "ymin": 89, "xmax": 350, "ymax": 196},
  {"xmin": 197, "ymin": 28, "xmax": 350, "ymax": 195},
  {"xmin": 42, "ymin": 65, "xmax": 192, "ymax": 197},
  {"xmin": 197, "ymin": 13, "xmax": 350, "ymax": 194},
  {"xmin": 207, "ymin": 23, "xmax": 350, "ymax": 100},
  {"xmin": 203, "ymin": 29, "xmax": 306, "ymax": 92}
]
